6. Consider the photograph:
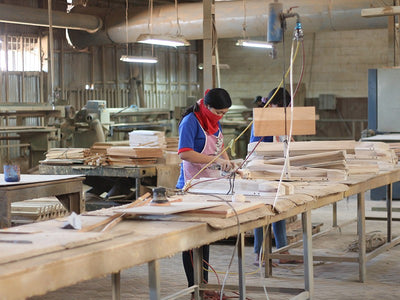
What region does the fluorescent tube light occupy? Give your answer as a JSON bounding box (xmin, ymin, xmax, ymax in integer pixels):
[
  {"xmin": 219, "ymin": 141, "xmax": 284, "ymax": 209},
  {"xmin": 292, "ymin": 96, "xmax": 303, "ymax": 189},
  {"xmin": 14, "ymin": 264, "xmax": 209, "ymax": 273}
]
[
  {"xmin": 198, "ymin": 63, "xmax": 230, "ymax": 70},
  {"xmin": 120, "ymin": 55, "xmax": 158, "ymax": 64},
  {"xmin": 236, "ymin": 39, "xmax": 273, "ymax": 49},
  {"xmin": 136, "ymin": 34, "xmax": 190, "ymax": 47}
]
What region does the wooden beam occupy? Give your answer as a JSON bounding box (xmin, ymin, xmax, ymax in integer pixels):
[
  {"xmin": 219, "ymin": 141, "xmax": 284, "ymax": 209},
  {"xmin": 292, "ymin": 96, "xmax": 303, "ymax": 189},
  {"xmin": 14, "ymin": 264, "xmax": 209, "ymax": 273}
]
[{"xmin": 361, "ymin": 6, "xmax": 400, "ymax": 18}]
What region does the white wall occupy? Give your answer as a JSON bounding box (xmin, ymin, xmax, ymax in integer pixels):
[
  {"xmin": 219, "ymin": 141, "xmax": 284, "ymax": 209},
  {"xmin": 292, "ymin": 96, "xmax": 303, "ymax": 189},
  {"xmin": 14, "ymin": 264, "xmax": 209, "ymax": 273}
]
[{"xmin": 218, "ymin": 28, "xmax": 389, "ymax": 103}]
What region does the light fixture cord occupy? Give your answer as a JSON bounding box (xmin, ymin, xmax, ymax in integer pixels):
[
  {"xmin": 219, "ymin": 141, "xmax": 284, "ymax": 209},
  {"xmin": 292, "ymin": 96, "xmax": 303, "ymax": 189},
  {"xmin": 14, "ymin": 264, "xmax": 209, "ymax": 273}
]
[
  {"xmin": 175, "ymin": 0, "xmax": 182, "ymax": 36},
  {"xmin": 47, "ymin": 0, "xmax": 55, "ymax": 109},
  {"xmin": 242, "ymin": 0, "xmax": 247, "ymax": 39},
  {"xmin": 147, "ymin": 0, "xmax": 155, "ymax": 56},
  {"xmin": 148, "ymin": 0, "xmax": 153, "ymax": 34},
  {"xmin": 125, "ymin": 0, "xmax": 129, "ymax": 55}
]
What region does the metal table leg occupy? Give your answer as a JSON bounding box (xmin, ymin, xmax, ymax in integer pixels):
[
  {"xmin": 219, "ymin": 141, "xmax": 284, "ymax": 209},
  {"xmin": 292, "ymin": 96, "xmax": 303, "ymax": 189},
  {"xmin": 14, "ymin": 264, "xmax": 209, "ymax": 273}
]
[
  {"xmin": 238, "ymin": 233, "xmax": 246, "ymax": 300},
  {"xmin": 264, "ymin": 225, "xmax": 273, "ymax": 278},
  {"xmin": 193, "ymin": 248, "xmax": 202, "ymax": 300},
  {"xmin": 387, "ymin": 183, "xmax": 392, "ymax": 243},
  {"xmin": 111, "ymin": 271, "xmax": 120, "ymax": 300},
  {"xmin": 149, "ymin": 260, "xmax": 161, "ymax": 300},
  {"xmin": 357, "ymin": 192, "xmax": 366, "ymax": 282},
  {"xmin": 135, "ymin": 178, "xmax": 141, "ymax": 200},
  {"xmin": 302, "ymin": 210, "xmax": 314, "ymax": 299},
  {"xmin": 332, "ymin": 202, "xmax": 338, "ymax": 227}
]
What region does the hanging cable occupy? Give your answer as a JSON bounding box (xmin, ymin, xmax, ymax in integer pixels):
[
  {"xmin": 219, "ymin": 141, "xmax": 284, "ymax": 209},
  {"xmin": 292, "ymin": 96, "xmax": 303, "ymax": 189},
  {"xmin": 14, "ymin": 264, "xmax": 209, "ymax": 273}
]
[
  {"xmin": 125, "ymin": 0, "xmax": 129, "ymax": 56},
  {"xmin": 175, "ymin": 0, "xmax": 182, "ymax": 36},
  {"xmin": 182, "ymin": 43, "xmax": 301, "ymax": 193},
  {"xmin": 47, "ymin": 0, "xmax": 55, "ymax": 109}
]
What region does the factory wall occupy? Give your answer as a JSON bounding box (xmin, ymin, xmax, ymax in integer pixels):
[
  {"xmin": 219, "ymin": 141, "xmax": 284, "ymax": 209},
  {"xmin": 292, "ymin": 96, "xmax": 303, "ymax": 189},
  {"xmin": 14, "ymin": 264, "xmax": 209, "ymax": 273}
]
[{"xmin": 218, "ymin": 28, "xmax": 389, "ymax": 103}]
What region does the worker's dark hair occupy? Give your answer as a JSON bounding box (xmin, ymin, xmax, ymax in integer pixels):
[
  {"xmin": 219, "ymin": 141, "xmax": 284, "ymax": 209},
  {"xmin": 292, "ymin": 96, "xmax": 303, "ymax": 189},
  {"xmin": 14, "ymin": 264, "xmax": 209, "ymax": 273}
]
[
  {"xmin": 179, "ymin": 88, "xmax": 232, "ymax": 124},
  {"xmin": 253, "ymin": 95, "xmax": 262, "ymax": 104},
  {"xmin": 266, "ymin": 87, "xmax": 291, "ymax": 107},
  {"xmin": 204, "ymin": 88, "xmax": 232, "ymax": 109}
]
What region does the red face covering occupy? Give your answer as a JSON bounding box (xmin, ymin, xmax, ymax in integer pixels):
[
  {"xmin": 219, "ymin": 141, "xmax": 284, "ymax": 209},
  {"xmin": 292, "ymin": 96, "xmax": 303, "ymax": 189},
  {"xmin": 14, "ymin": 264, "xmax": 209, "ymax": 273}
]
[{"xmin": 194, "ymin": 98, "xmax": 223, "ymax": 135}]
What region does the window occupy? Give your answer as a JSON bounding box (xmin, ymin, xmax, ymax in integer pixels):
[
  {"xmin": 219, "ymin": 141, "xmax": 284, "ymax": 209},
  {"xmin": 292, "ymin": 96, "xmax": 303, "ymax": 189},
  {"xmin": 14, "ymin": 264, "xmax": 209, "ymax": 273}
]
[{"xmin": 0, "ymin": 35, "xmax": 41, "ymax": 72}]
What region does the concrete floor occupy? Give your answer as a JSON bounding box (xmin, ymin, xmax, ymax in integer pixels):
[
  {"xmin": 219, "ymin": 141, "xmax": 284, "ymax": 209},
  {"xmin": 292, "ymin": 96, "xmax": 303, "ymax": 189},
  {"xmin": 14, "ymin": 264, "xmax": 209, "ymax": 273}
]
[{"xmin": 30, "ymin": 193, "xmax": 400, "ymax": 300}]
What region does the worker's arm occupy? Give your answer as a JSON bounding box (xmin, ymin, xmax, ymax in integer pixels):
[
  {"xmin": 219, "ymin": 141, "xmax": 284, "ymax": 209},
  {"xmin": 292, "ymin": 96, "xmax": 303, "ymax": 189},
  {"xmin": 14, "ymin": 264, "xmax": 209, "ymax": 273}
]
[{"xmin": 179, "ymin": 150, "xmax": 233, "ymax": 171}]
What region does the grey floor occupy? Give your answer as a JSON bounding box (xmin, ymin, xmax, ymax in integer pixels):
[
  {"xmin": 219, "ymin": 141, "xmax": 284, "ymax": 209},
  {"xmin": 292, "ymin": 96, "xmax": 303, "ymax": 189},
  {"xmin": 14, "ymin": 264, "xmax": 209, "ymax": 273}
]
[{"xmin": 30, "ymin": 192, "xmax": 400, "ymax": 300}]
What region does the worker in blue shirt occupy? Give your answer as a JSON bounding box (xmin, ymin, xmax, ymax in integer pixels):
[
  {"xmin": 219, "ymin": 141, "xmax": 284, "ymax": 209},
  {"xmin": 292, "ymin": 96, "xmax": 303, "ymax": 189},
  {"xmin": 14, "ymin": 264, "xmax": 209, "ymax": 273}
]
[{"xmin": 176, "ymin": 88, "xmax": 235, "ymax": 289}]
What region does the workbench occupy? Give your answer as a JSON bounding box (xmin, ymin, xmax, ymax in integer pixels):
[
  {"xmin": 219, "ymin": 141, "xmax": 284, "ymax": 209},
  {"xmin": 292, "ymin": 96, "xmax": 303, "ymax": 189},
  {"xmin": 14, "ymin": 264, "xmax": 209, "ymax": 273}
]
[
  {"xmin": 0, "ymin": 168, "xmax": 399, "ymax": 299},
  {"xmin": 39, "ymin": 164, "xmax": 158, "ymax": 200},
  {"xmin": 0, "ymin": 126, "xmax": 59, "ymax": 168},
  {"xmin": 265, "ymin": 167, "xmax": 400, "ymax": 284},
  {"xmin": 0, "ymin": 174, "xmax": 84, "ymax": 228}
]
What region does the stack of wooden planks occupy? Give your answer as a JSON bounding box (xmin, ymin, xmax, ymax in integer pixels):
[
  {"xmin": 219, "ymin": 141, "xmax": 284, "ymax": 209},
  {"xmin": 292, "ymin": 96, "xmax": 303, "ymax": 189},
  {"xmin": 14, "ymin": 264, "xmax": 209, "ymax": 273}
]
[
  {"xmin": 41, "ymin": 148, "xmax": 90, "ymax": 165},
  {"xmin": 43, "ymin": 141, "xmax": 166, "ymax": 167},
  {"xmin": 129, "ymin": 130, "xmax": 166, "ymax": 148},
  {"xmin": 86, "ymin": 141, "xmax": 130, "ymax": 166},
  {"xmin": 244, "ymin": 140, "xmax": 398, "ymax": 181},
  {"xmin": 166, "ymin": 137, "xmax": 179, "ymax": 152},
  {"xmin": 107, "ymin": 146, "xmax": 163, "ymax": 166},
  {"xmin": 11, "ymin": 197, "xmax": 68, "ymax": 225}
]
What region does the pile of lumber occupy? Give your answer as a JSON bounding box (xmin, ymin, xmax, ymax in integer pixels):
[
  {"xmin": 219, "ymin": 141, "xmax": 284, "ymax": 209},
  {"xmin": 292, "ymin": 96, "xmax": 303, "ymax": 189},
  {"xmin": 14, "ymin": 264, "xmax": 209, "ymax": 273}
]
[
  {"xmin": 11, "ymin": 197, "xmax": 68, "ymax": 225},
  {"xmin": 243, "ymin": 140, "xmax": 398, "ymax": 181},
  {"xmin": 162, "ymin": 137, "xmax": 180, "ymax": 165},
  {"xmin": 86, "ymin": 141, "xmax": 130, "ymax": 166},
  {"xmin": 41, "ymin": 148, "xmax": 90, "ymax": 165},
  {"xmin": 107, "ymin": 146, "xmax": 163, "ymax": 166},
  {"xmin": 129, "ymin": 130, "xmax": 166, "ymax": 148},
  {"xmin": 45, "ymin": 148, "xmax": 89, "ymax": 160},
  {"xmin": 166, "ymin": 137, "xmax": 179, "ymax": 152}
]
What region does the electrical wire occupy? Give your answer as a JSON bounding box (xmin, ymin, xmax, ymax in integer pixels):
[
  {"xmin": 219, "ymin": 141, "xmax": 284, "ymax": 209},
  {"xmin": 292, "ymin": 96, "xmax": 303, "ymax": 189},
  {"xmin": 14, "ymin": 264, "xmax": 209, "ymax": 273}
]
[
  {"xmin": 186, "ymin": 192, "xmax": 241, "ymax": 300},
  {"xmin": 182, "ymin": 43, "xmax": 301, "ymax": 193},
  {"xmin": 181, "ymin": 20, "xmax": 306, "ymax": 300},
  {"xmin": 47, "ymin": 0, "xmax": 55, "ymax": 108},
  {"xmin": 175, "ymin": 0, "xmax": 182, "ymax": 36},
  {"xmin": 272, "ymin": 39, "xmax": 305, "ymax": 210},
  {"xmin": 125, "ymin": 0, "xmax": 129, "ymax": 56}
]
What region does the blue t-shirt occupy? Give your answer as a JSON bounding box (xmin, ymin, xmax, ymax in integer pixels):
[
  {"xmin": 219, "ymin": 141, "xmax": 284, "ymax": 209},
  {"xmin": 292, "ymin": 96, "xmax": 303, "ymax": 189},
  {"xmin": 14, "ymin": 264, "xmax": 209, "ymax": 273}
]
[
  {"xmin": 176, "ymin": 112, "xmax": 221, "ymax": 189},
  {"xmin": 250, "ymin": 124, "xmax": 273, "ymax": 143}
]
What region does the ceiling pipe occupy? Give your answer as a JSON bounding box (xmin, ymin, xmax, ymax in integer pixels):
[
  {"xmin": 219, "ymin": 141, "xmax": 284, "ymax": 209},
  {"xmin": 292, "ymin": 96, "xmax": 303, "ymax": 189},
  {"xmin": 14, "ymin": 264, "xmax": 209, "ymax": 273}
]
[
  {"xmin": 67, "ymin": 0, "xmax": 388, "ymax": 49},
  {"xmin": 0, "ymin": 1, "xmax": 388, "ymax": 49},
  {"xmin": 0, "ymin": 3, "xmax": 102, "ymax": 33}
]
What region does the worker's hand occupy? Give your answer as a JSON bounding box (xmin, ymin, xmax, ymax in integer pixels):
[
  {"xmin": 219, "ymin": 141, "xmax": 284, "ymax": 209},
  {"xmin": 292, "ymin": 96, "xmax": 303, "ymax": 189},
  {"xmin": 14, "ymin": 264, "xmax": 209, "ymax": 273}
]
[{"xmin": 217, "ymin": 158, "xmax": 234, "ymax": 172}]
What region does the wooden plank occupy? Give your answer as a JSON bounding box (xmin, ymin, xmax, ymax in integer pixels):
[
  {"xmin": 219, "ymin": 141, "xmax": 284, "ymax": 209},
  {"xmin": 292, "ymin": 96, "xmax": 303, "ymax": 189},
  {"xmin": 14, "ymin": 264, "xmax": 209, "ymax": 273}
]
[
  {"xmin": 249, "ymin": 140, "xmax": 359, "ymax": 156},
  {"xmin": 106, "ymin": 146, "xmax": 163, "ymax": 158},
  {"xmin": 181, "ymin": 201, "xmax": 265, "ymax": 218},
  {"xmin": 115, "ymin": 202, "xmax": 221, "ymax": 215},
  {"xmin": 265, "ymin": 150, "xmax": 346, "ymax": 167},
  {"xmin": 361, "ymin": 6, "xmax": 400, "ymax": 18},
  {"xmin": 0, "ymin": 222, "xmax": 131, "ymax": 265},
  {"xmin": 253, "ymin": 107, "xmax": 316, "ymax": 136}
]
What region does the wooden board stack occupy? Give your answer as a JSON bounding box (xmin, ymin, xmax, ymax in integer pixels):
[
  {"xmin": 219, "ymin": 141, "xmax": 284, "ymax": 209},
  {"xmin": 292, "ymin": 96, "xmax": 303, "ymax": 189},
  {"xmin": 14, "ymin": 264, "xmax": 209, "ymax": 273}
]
[
  {"xmin": 244, "ymin": 140, "xmax": 398, "ymax": 181},
  {"xmin": 86, "ymin": 141, "xmax": 130, "ymax": 166},
  {"xmin": 166, "ymin": 137, "xmax": 179, "ymax": 152},
  {"xmin": 11, "ymin": 197, "xmax": 68, "ymax": 225},
  {"xmin": 129, "ymin": 130, "xmax": 166, "ymax": 148},
  {"xmin": 45, "ymin": 148, "xmax": 89, "ymax": 159},
  {"xmin": 163, "ymin": 136, "xmax": 181, "ymax": 165},
  {"xmin": 41, "ymin": 148, "xmax": 90, "ymax": 165},
  {"xmin": 107, "ymin": 146, "xmax": 163, "ymax": 166}
]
